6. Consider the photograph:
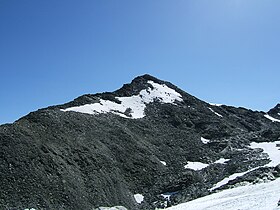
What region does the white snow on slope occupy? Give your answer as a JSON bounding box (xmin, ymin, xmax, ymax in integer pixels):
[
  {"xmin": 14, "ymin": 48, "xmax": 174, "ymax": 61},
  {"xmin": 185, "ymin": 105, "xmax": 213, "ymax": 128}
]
[
  {"xmin": 201, "ymin": 137, "xmax": 210, "ymax": 144},
  {"xmin": 160, "ymin": 161, "xmax": 167, "ymax": 166},
  {"xmin": 161, "ymin": 191, "xmax": 178, "ymax": 200},
  {"xmin": 134, "ymin": 194, "xmax": 144, "ymax": 204},
  {"xmin": 210, "ymin": 167, "xmax": 258, "ymax": 191},
  {"xmin": 209, "ymin": 103, "xmax": 223, "ymax": 107},
  {"xmin": 250, "ymin": 141, "xmax": 280, "ymax": 167},
  {"xmin": 208, "ymin": 107, "xmax": 223, "ymax": 117},
  {"xmin": 163, "ymin": 178, "xmax": 280, "ymax": 210},
  {"xmin": 61, "ymin": 81, "xmax": 183, "ymax": 119},
  {"xmin": 214, "ymin": 158, "xmax": 230, "ymax": 164},
  {"xmin": 184, "ymin": 161, "xmax": 209, "ymax": 170},
  {"xmin": 210, "ymin": 140, "xmax": 280, "ymax": 191},
  {"xmin": 264, "ymin": 114, "xmax": 280, "ymax": 123},
  {"xmin": 95, "ymin": 207, "xmax": 128, "ymax": 210},
  {"xmin": 185, "ymin": 158, "xmax": 230, "ymax": 172}
]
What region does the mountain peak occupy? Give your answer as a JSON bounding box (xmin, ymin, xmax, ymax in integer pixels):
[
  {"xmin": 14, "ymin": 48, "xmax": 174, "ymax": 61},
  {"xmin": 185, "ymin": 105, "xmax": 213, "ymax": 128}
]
[
  {"xmin": 132, "ymin": 74, "xmax": 161, "ymax": 82},
  {"xmin": 1, "ymin": 75, "xmax": 280, "ymax": 210},
  {"xmin": 113, "ymin": 74, "xmax": 168, "ymax": 97},
  {"xmin": 268, "ymin": 103, "xmax": 280, "ymax": 120},
  {"xmin": 61, "ymin": 76, "xmax": 184, "ymax": 119},
  {"xmin": 54, "ymin": 74, "xmax": 188, "ymax": 113}
]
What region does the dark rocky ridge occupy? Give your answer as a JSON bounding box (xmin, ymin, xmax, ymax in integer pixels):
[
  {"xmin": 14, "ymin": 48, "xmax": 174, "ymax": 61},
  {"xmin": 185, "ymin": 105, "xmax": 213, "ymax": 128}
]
[
  {"xmin": 268, "ymin": 103, "xmax": 280, "ymax": 120},
  {"xmin": 0, "ymin": 74, "xmax": 279, "ymax": 210}
]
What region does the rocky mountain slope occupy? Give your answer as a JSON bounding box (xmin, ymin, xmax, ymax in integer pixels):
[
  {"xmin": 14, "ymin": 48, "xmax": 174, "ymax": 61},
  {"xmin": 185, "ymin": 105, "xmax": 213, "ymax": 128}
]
[{"xmin": 0, "ymin": 74, "xmax": 279, "ymax": 210}]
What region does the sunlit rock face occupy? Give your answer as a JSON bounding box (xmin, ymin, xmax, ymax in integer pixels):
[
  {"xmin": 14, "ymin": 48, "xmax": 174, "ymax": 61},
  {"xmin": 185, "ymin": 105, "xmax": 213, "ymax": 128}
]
[{"xmin": 0, "ymin": 74, "xmax": 279, "ymax": 210}]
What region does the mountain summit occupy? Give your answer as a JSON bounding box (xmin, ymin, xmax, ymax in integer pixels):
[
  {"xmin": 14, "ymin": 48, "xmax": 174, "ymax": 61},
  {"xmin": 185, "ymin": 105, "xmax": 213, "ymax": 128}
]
[
  {"xmin": 0, "ymin": 75, "xmax": 279, "ymax": 210},
  {"xmin": 61, "ymin": 75, "xmax": 184, "ymax": 119}
]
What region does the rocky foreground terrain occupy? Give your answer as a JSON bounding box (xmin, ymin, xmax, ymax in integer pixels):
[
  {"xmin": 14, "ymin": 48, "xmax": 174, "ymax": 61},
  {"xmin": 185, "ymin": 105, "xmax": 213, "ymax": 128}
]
[{"xmin": 0, "ymin": 74, "xmax": 279, "ymax": 210}]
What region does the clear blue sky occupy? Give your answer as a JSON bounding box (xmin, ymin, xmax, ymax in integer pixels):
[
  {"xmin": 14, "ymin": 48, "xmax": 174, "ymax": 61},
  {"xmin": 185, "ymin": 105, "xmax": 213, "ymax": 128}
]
[{"xmin": 0, "ymin": 0, "xmax": 279, "ymax": 125}]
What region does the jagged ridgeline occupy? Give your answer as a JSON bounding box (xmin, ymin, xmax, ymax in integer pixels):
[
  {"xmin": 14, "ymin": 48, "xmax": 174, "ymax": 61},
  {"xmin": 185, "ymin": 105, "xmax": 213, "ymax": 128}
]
[{"xmin": 0, "ymin": 74, "xmax": 279, "ymax": 210}]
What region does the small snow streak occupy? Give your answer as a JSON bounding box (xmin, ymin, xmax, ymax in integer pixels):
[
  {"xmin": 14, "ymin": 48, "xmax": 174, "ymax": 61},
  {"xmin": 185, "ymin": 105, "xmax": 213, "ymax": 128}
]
[
  {"xmin": 161, "ymin": 191, "xmax": 178, "ymax": 200},
  {"xmin": 209, "ymin": 103, "xmax": 223, "ymax": 106},
  {"xmin": 208, "ymin": 107, "xmax": 223, "ymax": 117},
  {"xmin": 214, "ymin": 158, "xmax": 230, "ymax": 164},
  {"xmin": 264, "ymin": 114, "xmax": 280, "ymax": 123},
  {"xmin": 201, "ymin": 137, "xmax": 210, "ymax": 144},
  {"xmin": 95, "ymin": 207, "xmax": 128, "ymax": 210},
  {"xmin": 160, "ymin": 161, "xmax": 167, "ymax": 166}
]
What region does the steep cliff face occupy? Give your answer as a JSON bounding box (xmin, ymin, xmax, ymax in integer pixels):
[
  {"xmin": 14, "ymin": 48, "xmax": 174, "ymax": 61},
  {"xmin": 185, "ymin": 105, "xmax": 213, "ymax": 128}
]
[{"xmin": 0, "ymin": 75, "xmax": 279, "ymax": 210}]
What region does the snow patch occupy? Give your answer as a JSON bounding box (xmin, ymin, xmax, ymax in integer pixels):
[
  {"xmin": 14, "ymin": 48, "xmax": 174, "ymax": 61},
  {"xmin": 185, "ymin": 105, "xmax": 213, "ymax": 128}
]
[
  {"xmin": 163, "ymin": 178, "xmax": 280, "ymax": 210},
  {"xmin": 250, "ymin": 141, "xmax": 280, "ymax": 167},
  {"xmin": 160, "ymin": 161, "xmax": 167, "ymax": 166},
  {"xmin": 201, "ymin": 137, "xmax": 210, "ymax": 144},
  {"xmin": 264, "ymin": 114, "xmax": 280, "ymax": 123},
  {"xmin": 161, "ymin": 192, "xmax": 178, "ymax": 200},
  {"xmin": 95, "ymin": 207, "xmax": 128, "ymax": 210},
  {"xmin": 208, "ymin": 107, "xmax": 223, "ymax": 117},
  {"xmin": 61, "ymin": 81, "xmax": 183, "ymax": 119},
  {"xmin": 184, "ymin": 161, "xmax": 209, "ymax": 170},
  {"xmin": 134, "ymin": 194, "xmax": 144, "ymax": 204},
  {"xmin": 209, "ymin": 103, "xmax": 223, "ymax": 106},
  {"xmin": 210, "ymin": 167, "xmax": 258, "ymax": 191},
  {"xmin": 210, "ymin": 140, "xmax": 280, "ymax": 191},
  {"xmin": 214, "ymin": 158, "xmax": 230, "ymax": 164}
]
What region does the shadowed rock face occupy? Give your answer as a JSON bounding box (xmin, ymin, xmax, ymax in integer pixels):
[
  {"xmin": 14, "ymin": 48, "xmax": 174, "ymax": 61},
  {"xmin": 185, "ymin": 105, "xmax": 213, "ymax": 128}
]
[
  {"xmin": 0, "ymin": 74, "xmax": 279, "ymax": 210},
  {"xmin": 268, "ymin": 104, "xmax": 280, "ymax": 119}
]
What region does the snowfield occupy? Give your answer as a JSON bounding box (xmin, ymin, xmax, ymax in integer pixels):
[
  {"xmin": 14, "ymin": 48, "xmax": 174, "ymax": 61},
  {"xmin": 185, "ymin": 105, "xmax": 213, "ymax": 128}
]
[
  {"xmin": 164, "ymin": 178, "xmax": 280, "ymax": 210},
  {"xmin": 210, "ymin": 140, "xmax": 280, "ymax": 191},
  {"xmin": 250, "ymin": 141, "xmax": 280, "ymax": 167},
  {"xmin": 209, "ymin": 167, "xmax": 257, "ymax": 191},
  {"xmin": 61, "ymin": 81, "xmax": 183, "ymax": 119}
]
